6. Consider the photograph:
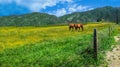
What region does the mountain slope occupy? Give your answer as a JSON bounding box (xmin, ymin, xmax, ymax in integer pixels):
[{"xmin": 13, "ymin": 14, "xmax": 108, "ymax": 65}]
[
  {"xmin": 60, "ymin": 6, "xmax": 120, "ymax": 23},
  {"xmin": 0, "ymin": 6, "xmax": 120, "ymax": 26},
  {"xmin": 0, "ymin": 12, "xmax": 62, "ymax": 26}
]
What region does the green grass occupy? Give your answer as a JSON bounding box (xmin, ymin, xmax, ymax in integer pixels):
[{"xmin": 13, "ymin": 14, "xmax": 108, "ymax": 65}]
[
  {"xmin": 0, "ymin": 34, "xmax": 92, "ymax": 67},
  {"xmin": 0, "ymin": 23, "xmax": 119, "ymax": 67}
]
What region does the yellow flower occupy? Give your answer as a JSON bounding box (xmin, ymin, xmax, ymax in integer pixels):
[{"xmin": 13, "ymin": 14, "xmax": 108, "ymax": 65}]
[{"xmin": 0, "ymin": 22, "xmax": 116, "ymax": 51}]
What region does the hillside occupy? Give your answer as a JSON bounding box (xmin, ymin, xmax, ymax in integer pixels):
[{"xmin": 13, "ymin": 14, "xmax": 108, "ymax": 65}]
[
  {"xmin": 60, "ymin": 6, "xmax": 120, "ymax": 23},
  {"xmin": 0, "ymin": 6, "xmax": 120, "ymax": 26},
  {"xmin": 0, "ymin": 12, "xmax": 62, "ymax": 26}
]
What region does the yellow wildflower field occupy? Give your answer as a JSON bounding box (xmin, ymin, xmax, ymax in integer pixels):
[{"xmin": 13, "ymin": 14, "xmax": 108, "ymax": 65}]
[{"xmin": 0, "ymin": 23, "xmax": 112, "ymax": 51}]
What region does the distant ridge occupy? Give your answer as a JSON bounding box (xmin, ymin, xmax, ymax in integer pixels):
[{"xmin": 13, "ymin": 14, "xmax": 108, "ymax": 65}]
[
  {"xmin": 60, "ymin": 6, "xmax": 120, "ymax": 23},
  {"xmin": 0, "ymin": 12, "xmax": 62, "ymax": 26},
  {"xmin": 0, "ymin": 6, "xmax": 120, "ymax": 26}
]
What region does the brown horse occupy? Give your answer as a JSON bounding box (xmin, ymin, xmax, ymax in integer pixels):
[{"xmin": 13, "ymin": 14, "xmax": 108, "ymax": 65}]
[
  {"xmin": 74, "ymin": 24, "xmax": 83, "ymax": 31},
  {"xmin": 69, "ymin": 23, "xmax": 83, "ymax": 31},
  {"xmin": 69, "ymin": 23, "xmax": 75, "ymax": 31}
]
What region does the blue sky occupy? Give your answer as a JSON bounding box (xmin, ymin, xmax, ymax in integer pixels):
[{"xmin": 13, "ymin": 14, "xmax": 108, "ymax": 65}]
[{"xmin": 0, "ymin": 0, "xmax": 120, "ymax": 17}]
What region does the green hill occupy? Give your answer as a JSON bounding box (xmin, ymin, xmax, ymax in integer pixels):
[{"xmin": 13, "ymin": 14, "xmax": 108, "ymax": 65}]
[
  {"xmin": 60, "ymin": 6, "xmax": 120, "ymax": 23},
  {"xmin": 0, "ymin": 12, "xmax": 62, "ymax": 26},
  {"xmin": 0, "ymin": 6, "xmax": 120, "ymax": 26}
]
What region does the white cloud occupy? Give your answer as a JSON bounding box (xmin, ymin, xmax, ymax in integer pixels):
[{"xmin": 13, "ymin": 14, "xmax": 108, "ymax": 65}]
[
  {"xmin": 49, "ymin": 4, "xmax": 94, "ymax": 17},
  {"xmin": 0, "ymin": 0, "xmax": 13, "ymax": 3},
  {"xmin": 55, "ymin": 8, "xmax": 67, "ymax": 16},
  {"xmin": 0, "ymin": 0, "xmax": 73, "ymax": 11},
  {"xmin": 68, "ymin": 4, "xmax": 93, "ymax": 13},
  {"xmin": 0, "ymin": 0, "xmax": 94, "ymax": 16},
  {"xmin": 49, "ymin": 8, "xmax": 67, "ymax": 16}
]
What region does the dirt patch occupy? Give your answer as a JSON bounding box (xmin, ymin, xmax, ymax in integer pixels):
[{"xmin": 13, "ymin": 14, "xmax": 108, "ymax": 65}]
[{"xmin": 106, "ymin": 36, "xmax": 120, "ymax": 67}]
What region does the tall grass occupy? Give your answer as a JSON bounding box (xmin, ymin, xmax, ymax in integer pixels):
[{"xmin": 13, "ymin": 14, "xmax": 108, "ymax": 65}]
[
  {"xmin": 0, "ymin": 34, "xmax": 94, "ymax": 66},
  {"xmin": 0, "ymin": 23, "xmax": 109, "ymax": 51},
  {"xmin": 0, "ymin": 23, "xmax": 119, "ymax": 66}
]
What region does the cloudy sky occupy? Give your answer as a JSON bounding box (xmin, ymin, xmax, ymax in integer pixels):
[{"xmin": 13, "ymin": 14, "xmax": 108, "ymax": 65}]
[{"xmin": 0, "ymin": 0, "xmax": 120, "ymax": 16}]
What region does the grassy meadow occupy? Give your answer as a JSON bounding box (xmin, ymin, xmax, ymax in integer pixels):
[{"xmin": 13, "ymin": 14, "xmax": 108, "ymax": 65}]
[
  {"xmin": 0, "ymin": 22, "xmax": 119, "ymax": 66},
  {"xmin": 0, "ymin": 23, "xmax": 109, "ymax": 51}
]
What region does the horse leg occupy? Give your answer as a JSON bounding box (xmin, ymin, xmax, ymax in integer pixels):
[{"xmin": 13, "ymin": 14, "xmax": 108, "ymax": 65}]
[
  {"xmin": 78, "ymin": 27, "xmax": 80, "ymax": 32},
  {"xmin": 75, "ymin": 27, "xmax": 77, "ymax": 31},
  {"xmin": 72, "ymin": 27, "xmax": 74, "ymax": 31},
  {"xmin": 69, "ymin": 26, "xmax": 71, "ymax": 31},
  {"xmin": 81, "ymin": 25, "xmax": 83, "ymax": 31}
]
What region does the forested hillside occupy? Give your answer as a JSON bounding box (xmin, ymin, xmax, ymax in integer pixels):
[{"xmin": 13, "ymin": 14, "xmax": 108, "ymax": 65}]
[
  {"xmin": 0, "ymin": 12, "xmax": 62, "ymax": 26},
  {"xmin": 60, "ymin": 6, "xmax": 120, "ymax": 23},
  {"xmin": 0, "ymin": 6, "xmax": 120, "ymax": 26}
]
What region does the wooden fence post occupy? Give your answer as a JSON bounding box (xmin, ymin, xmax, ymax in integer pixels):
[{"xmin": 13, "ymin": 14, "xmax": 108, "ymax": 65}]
[
  {"xmin": 109, "ymin": 26, "xmax": 111, "ymax": 38},
  {"xmin": 93, "ymin": 29, "xmax": 97, "ymax": 61}
]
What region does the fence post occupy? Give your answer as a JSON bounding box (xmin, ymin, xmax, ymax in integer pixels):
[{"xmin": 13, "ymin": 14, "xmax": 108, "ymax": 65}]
[
  {"xmin": 109, "ymin": 26, "xmax": 111, "ymax": 38},
  {"xmin": 93, "ymin": 29, "xmax": 97, "ymax": 61}
]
